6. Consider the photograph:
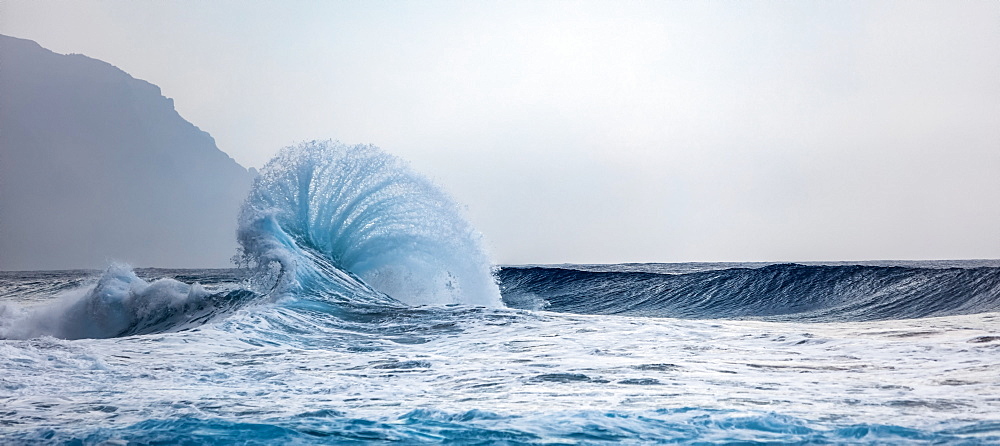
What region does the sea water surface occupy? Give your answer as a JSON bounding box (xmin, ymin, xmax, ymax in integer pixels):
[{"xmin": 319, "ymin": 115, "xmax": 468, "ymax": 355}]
[{"xmin": 2, "ymin": 141, "xmax": 999, "ymax": 444}]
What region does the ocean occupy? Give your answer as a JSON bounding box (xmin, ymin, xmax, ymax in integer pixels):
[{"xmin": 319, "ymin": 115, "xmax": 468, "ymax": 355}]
[{"xmin": 2, "ymin": 141, "xmax": 999, "ymax": 444}]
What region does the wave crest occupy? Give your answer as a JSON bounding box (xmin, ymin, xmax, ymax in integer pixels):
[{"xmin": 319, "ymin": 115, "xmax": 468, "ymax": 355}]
[{"xmin": 236, "ymin": 140, "xmax": 502, "ymax": 308}]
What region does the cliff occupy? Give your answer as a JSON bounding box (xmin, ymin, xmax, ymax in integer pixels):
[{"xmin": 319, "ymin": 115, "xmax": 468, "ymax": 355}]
[{"xmin": 0, "ymin": 35, "xmax": 253, "ymax": 270}]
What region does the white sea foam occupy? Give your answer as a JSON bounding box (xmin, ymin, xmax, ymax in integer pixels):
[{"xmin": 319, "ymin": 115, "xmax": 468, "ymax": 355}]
[
  {"xmin": 1, "ymin": 290, "xmax": 998, "ymax": 442},
  {"xmin": 0, "ymin": 264, "xmax": 217, "ymax": 340}
]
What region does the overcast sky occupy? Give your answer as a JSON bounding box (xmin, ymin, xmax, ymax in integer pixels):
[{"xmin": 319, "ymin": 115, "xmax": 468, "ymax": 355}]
[{"xmin": 3, "ymin": 0, "xmax": 998, "ymax": 264}]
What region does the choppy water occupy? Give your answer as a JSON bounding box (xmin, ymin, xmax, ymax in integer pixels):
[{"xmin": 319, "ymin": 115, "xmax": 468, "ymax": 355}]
[{"xmin": 2, "ymin": 141, "xmax": 999, "ymax": 444}]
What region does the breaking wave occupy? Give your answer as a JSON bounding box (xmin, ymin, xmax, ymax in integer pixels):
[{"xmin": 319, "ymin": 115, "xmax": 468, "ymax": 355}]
[
  {"xmin": 235, "ymin": 140, "xmax": 502, "ymax": 308},
  {"xmin": 0, "ymin": 265, "xmax": 253, "ymax": 340}
]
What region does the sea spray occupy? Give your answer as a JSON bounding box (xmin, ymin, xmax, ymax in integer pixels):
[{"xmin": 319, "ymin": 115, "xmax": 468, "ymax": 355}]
[
  {"xmin": 0, "ymin": 264, "xmax": 251, "ymax": 339},
  {"xmin": 236, "ymin": 140, "xmax": 502, "ymax": 308}
]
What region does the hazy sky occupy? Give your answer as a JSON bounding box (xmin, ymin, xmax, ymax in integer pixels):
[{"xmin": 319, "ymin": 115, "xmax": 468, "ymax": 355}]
[{"xmin": 3, "ymin": 0, "xmax": 998, "ymax": 264}]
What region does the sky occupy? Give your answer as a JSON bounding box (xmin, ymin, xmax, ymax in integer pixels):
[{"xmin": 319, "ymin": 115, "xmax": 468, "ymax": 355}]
[{"xmin": 2, "ymin": 0, "xmax": 998, "ymax": 264}]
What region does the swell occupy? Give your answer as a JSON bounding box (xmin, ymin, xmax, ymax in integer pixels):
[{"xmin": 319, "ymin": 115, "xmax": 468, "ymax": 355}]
[{"xmin": 497, "ymin": 263, "xmax": 1000, "ymax": 321}]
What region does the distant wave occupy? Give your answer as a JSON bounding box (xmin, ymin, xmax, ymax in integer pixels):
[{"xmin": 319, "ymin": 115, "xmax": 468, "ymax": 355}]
[{"xmin": 497, "ymin": 263, "xmax": 1000, "ymax": 321}]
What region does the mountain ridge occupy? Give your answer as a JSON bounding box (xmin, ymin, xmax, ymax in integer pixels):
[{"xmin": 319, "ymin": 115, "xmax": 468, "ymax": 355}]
[{"xmin": 0, "ymin": 34, "xmax": 253, "ymax": 270}]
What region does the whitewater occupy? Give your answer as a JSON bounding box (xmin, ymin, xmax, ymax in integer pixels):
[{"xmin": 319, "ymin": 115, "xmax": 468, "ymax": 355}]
[{"xmin": 2, "ymin": 141, "xmax": 999, "ymax": 444}]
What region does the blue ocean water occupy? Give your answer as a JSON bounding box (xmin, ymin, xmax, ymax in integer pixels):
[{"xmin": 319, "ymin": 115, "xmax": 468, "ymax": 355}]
[{"xmin": 2, "ymin": 141, "xmax": 1000, "ymax": 444}]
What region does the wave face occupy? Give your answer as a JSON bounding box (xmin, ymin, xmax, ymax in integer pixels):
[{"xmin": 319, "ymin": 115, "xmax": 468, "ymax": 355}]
[
  {"xmin": 498, "ymin": 263, "xmax": 1000, "ymax": 321},
  {"xmin": 236, "ymin": 140, "xmax": 501, "ymax": 308}
]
